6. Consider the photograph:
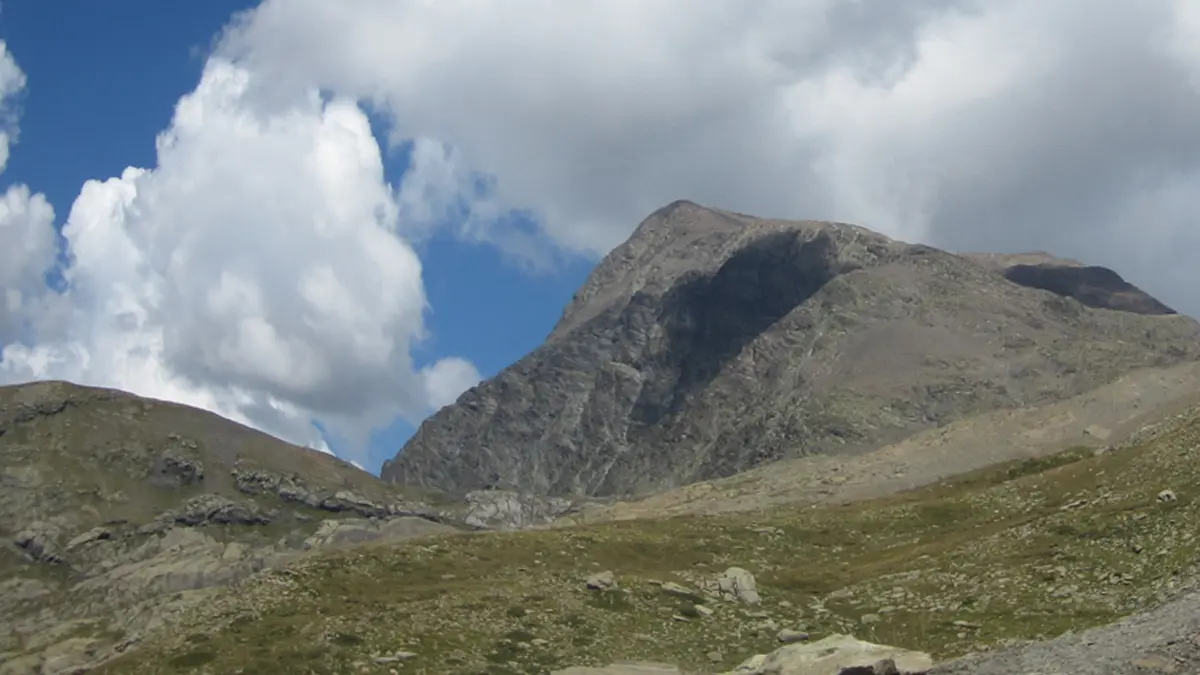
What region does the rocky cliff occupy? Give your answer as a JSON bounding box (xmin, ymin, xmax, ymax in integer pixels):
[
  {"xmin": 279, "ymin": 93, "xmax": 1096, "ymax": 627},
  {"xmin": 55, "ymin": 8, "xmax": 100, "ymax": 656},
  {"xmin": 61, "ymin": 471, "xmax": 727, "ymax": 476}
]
[{"xmin": 383, "ymin": 201, "xmax": 1200, "ymax": 497}]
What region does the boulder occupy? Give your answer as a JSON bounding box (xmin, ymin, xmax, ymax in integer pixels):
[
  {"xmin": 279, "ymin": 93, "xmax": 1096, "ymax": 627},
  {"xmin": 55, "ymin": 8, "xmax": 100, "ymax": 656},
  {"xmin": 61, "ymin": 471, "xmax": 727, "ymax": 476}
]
[
  {"xmin": 586, "ymin": 570, "xmax": 618, "ymax": 590},
  {"xmin": 725, "ymin": 634, "xmax": 932, "ymax": 675},
  {"xmin": 277, "ymin": 479, "xmax": 324, "ymax": 508},
  {"xmin": 703, "ymin": 567, "xmax": 761, "ymax": 605},
  {"xmin": 148, "ymin": 449, "xmax": 204, "ymax": 489},
  {"xmin": 13, "ymin": 521, "xmax": 64, "ymax": 564},
  {"xmin": 66, "ymin": 527, "xmax": 112, "ymax": 550},
  {"xmin": 320, "ymin": 490, "xmax": 386, "ymax": 517}
]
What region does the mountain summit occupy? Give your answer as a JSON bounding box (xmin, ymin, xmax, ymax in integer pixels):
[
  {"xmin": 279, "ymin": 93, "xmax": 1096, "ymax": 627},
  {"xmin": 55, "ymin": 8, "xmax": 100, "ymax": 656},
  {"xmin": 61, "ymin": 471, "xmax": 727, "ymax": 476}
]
[{"xmin": 382, "ymin": 202, "xmax": 1200, "ymax": 497}]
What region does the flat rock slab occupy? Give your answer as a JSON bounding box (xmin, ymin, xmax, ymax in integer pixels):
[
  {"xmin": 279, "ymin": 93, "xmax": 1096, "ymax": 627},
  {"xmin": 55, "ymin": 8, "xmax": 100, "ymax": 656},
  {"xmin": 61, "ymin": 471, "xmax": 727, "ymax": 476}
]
[
  {"xmin": 552, "ymin": 662, "xmax": 687, "ymax": 675},
  {"xmin": 727, "ymin": 633, "xmax": 932, "ymax": 675}
]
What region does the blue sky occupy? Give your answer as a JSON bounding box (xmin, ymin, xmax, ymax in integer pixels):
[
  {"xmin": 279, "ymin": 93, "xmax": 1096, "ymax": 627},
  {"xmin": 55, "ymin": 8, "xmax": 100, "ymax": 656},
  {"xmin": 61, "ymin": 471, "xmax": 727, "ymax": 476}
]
[{"xmin": 0, "ymin": 2, "xmax": 594, "ymax": 473}]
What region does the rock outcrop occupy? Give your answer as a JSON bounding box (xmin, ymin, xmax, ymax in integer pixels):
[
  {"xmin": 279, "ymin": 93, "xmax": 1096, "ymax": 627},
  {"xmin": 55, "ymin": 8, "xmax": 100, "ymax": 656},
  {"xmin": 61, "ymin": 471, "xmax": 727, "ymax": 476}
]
[
  {"xmin": 301, "ymin": 516, "xmax": 457, "ymax": 550},
  {"xmin": 725, "ymin": 634, "xmax": 933, "ymax": 675},
  {"xmin": 231, "ymin": 466, "xmax": 451, "ymax": 523},
  {"xmin": 704, "ymin": 567, "xmax": 761, "ymax": 606},
  {"xmin": 546, "ymin": 636, "xmax": 933, "ymax": 675},
  {"xmin": 384, "ymin": 201, "xmax": 1200, "ymax": 497},
  {"xmin": 463, "ymin": 489, "xmax": 582, "ymax": 530}
]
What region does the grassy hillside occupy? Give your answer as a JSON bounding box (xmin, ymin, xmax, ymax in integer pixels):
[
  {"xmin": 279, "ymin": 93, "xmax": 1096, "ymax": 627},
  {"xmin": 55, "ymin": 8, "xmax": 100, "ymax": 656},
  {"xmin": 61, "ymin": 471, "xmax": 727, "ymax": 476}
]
[
  {"xmin": 0, "ymin": 381, "xmax": 464, "ymax": 673},
  {"xmin": 97, "ymin": 402, "xmax": 1200, "ymax": 674}
]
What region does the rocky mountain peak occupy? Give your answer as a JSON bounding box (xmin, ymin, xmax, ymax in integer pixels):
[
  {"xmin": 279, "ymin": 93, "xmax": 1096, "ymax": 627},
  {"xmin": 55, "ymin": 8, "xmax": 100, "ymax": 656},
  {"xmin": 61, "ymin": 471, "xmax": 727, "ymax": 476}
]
[
  {"xmin": 383, "ymin": 203, "xmax": 1200, "ymax": 498},
  {"xmin": 551, "ymin": 201, "xmax": 865, "ymax": 342}
]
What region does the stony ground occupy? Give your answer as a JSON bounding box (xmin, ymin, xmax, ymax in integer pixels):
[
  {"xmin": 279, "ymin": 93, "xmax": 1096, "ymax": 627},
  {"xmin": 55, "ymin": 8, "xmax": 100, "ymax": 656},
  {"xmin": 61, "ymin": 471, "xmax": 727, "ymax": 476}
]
[
  {"xmin": 558, "ymin": 361, "xmax": 1200, "ymax": 524},
  {"xmin": 930, "ymin": 576, "xmax": 1200, "ymax": 674},
  {"xmin": 93, "ymin": 400, "xmax": 1200, "ymax": 674}
]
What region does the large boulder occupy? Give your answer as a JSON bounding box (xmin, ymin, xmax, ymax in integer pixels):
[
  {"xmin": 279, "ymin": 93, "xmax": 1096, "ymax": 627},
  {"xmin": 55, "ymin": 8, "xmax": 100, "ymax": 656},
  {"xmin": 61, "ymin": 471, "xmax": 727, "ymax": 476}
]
[
  {"xmin": 725, "ymin": 634, "xmax": 933, "ymax": 675},
  {"xmin": 701, "ymin": 567, "xmax": 761, "ymax": 605}
]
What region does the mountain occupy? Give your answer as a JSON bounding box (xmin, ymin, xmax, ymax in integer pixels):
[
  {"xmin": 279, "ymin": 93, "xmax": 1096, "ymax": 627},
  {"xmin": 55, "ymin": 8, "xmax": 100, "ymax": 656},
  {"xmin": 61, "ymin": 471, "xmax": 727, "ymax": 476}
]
[
  {"xmin": 382, "ymin": 201, "xmax": 1200, "ymax": 498},
  {"xmin": 8, "ymin": 201, "xmax": 1200, "ymax": 673},
  {"xmin": 0, "ymin": 380, "xmax": 467, "ymax": 674}
]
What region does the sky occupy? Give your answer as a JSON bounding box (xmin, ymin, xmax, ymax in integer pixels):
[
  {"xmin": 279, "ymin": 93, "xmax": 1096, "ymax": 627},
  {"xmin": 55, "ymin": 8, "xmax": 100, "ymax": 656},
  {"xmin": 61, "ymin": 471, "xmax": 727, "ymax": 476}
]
[{"xmin": 1, "ymin": 1, "xmax": 1199, "ymax": 475}]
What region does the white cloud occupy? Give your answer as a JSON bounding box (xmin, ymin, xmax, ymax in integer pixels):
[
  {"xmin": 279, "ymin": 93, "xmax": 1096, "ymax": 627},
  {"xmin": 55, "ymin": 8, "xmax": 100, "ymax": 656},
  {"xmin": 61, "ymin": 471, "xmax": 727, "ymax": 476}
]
[
  {"xmin": 421, "ymin": 356, "xmax": 482, "ymax": 412},
  {"xmin": 0, "ymin": 184, "xmax": 57, "ymax": 344},
  {"xmin": 0, "ymin": 54, "xmax": 479, "ymax": 459},
  {"xmin": 217, "ymin": 0, "xmax": 1200, "ymax": 315},
  {"xmin": 0, "ymin": 42, "xmax": 61, "ymax": 351},
  {"xmin": 0, "ymin": 41, "xmax": 28, "ymax": 174},
  {"xmin": 393, "ymin": 137, "xmax": 468, "ymax": 242}
]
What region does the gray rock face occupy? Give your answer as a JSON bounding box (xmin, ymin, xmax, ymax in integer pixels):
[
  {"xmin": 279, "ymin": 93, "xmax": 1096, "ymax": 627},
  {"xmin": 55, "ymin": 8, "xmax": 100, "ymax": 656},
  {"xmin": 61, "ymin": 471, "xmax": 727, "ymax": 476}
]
[
  {"xmin": 463, "ymin": 489, "xmax": 579, "ymax": 530},
  {"xmin": 383, "ymin": 201, "xmax": 1200, "ymax": 497},
  {"xmin": 163, "ymin": 493, "xmax": 272, "ymax": 527}
]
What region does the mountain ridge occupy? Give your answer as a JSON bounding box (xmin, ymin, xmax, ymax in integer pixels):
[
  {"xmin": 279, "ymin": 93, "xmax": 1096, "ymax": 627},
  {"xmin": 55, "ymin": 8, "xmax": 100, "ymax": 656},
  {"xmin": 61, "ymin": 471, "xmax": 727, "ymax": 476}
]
[{"xmin": 383, "ymin": 201, "xmax": 1200, "ymax": 498}]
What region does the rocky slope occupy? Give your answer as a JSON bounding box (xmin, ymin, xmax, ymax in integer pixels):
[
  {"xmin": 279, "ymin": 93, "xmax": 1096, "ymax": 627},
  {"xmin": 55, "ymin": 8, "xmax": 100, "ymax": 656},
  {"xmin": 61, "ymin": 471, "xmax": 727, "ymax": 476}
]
[
  {"xmin": 383, "ymin": 201, "xmax": 1200, "ymax": 498},
  {"xmin": 556, "ymin": 360, "xmax": 1200, "ymax": 524},
  {"xmin": 927, "ymin": 580, "xmax": 1200, "ymax": 675},
  {"xmin": 0, "ymin": 380, "xmax": 472, "ymax": 674},
  {"xmin": 95, "ymin": 396, "xmax": 1200, "ymax": 674},
  {"xmin": 8, "ymin": 366, "xmax": 1200, "ymax": 673}
]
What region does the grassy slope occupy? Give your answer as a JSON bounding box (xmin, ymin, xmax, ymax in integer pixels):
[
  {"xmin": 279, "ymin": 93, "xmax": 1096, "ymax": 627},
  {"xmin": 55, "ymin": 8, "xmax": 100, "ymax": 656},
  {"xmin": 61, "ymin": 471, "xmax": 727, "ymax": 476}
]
[
  {"xmin": 95, "ymin": 403, "xmax": 1200, "ymax": 675},
  {"xmin": 0, "ymin": 381, "xmax": 464, "ymax": 670}
]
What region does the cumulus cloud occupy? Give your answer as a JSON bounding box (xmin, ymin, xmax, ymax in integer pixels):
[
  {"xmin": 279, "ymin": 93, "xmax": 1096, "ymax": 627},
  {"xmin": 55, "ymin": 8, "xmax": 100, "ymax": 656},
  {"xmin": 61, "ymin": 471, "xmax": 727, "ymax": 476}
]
[
  {"xmin": 420, "ymin": 356, "xmax": 482, "ymax": 412},
  {"xmin": 0, "ymin": 185, "xmax": 57, "ymax": 344},
  {"xmin": 0, "ymin": 41, "xmax": 27, "ymax": 172},
  {"xmin": 0, "ymin": 42, "xmax": 61, "ymax": 351},
  {"xmin": 0, "ymin": 53, "xmax": 479, "ymax": 459},
  {"xmin": 218, "ymin": 0, "xmax": 1200, "ymax": 315}
]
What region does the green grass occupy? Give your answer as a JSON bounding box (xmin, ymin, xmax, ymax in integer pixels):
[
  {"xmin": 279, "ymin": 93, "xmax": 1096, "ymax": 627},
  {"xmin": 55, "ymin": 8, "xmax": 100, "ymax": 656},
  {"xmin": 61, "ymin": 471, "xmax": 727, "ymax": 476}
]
[{"xmin": 94, "ymin": 409, "xmax": 1200, "ymax": 674}]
